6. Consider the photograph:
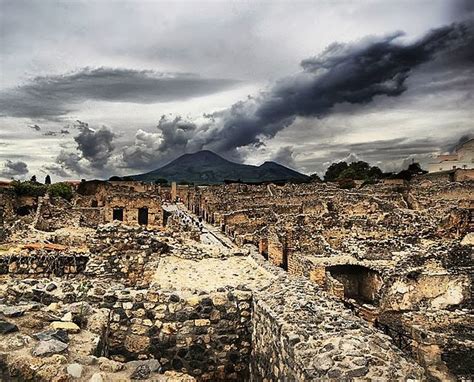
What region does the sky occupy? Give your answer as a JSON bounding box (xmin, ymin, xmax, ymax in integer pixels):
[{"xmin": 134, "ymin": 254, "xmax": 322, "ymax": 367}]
[{"xmin": 0, "ymin": 0, "xmax": 473, "ymax": 181}]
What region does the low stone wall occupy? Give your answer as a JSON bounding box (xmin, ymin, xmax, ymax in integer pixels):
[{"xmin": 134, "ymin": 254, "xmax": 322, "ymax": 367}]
[
  {"xmin": 107, "ymin": 288, "xmax": 252, "ymax": 381},
  {"xmin": 248, "ymin": 250, "xmax": 425, "ymax": 381},
  {"xmin": 84, "ymin": 250, "xmax": 156, "ymax": 286},
  {"xmin": 85, "ymin": 224, "xmax": 171, "ymax": 285},
  {"xmin": 0, "ymin": 253, "xmax": 88, "ymax": 276}
]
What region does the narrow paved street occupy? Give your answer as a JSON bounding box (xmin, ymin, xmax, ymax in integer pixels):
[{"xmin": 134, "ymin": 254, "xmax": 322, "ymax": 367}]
[{"xmin": 174, "ymin": 202, "xmax": 236, "ymax": 250}]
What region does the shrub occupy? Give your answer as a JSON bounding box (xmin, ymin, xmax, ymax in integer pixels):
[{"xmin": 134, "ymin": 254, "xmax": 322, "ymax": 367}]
[
  {"xmin": 49, "ymin": 182, "xmax": 73, "ymax": 200},
  {"xmin": 12, "ymin": 180, "xmax": 47, "ymax": 197}
]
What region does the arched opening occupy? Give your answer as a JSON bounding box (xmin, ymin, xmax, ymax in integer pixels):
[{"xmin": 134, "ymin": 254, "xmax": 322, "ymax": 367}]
[{"xmin": 326, "ymin": 264, "xmax": 382, "ymax": 305}]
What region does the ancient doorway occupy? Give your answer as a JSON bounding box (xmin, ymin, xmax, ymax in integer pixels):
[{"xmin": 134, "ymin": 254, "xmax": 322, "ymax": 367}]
[
  {"xmin": 113, "ymin": 208, "xmax": 124, "ymax": 221},
  {"xmin": 326, "ymin": 264, "xmax": 382, "ymax": 304},
  {"xmin": 163, "ymin": 210, "xmax": 172, "ymax": 226},
  {"xmin": 138, "ymin": 207, "xmax": 148, "ymax": 225}
]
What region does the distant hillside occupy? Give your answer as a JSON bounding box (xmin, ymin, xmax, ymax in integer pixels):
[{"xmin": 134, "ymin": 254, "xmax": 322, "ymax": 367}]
[{"xmin": 130, "ymin": 150, "xmax": 309, "ymax": 184}]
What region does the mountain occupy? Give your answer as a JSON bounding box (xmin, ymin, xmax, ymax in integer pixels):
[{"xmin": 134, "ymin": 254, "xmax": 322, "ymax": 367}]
[{"xmin": 131, "ymin": 150, "xmax": 309, "ymax": 184}]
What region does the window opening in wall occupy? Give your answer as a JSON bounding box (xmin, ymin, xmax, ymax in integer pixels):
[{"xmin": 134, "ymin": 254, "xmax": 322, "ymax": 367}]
[{"xmin": 113, "ymin": 207, "xmax": 124, "ymax": 221}]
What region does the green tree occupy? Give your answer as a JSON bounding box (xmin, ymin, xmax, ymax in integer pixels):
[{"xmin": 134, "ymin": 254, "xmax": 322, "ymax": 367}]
[
  {"xmin": 367, "ymin": 166, "xmax": 383, "ymax": 179},
  {"xmin": 324, "ymin": 162, "xmax": 348, "ymax": 181},
  {"xmin": 12, "ymin": 180, "xmax": 47, "ymax": 196},
  {"xmin": 339, "ymin": 161, "xmax": 371, "ymax": 180},
  {"xmin": 30, "ymin": 175, "xmax": 38, "ymax": 183},
  {"xmin": 407, "ymin": 162, "xmax": 427, "ymax": 175},
  {"xmin": 338, "ymin": 167, "xmax": 359, "ymax": 180},
  {"xmin": 49, "ymin": 182, "xmax": 73, "ymax": 200},
  {"xmin": 154, "ymin": 178, "xmax": 168, "ymax": 185},
  {"xmin": 45, "ymin": 175, "xmax": 52, "ymax": 185},
  {"xmin": 309, "ymin": 173, "xmax": 322, "ymax": 182},
  {"xmin": 324, "ymin": 160, "xmax": 386, "ymax": 182}
]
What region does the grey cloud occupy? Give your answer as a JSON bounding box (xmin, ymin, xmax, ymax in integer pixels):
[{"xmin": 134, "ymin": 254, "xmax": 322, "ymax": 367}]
[
  {"xmin": 121, "ymin": 130, "xmax": 162, "ymax": 170},
  {"xmin": 215, "ymin": 21, "xmax": 472, "ymax": 153},
  {"xmin": 271, "ymin": 146, "xmax": 297, "ymax": 169},
  {"xmin": 74, "ymin": 123, "xmax": 116, "ymax": 169},
  {"xmin": 0, "ymin": 160, "xmax": 29, "ymax": 177},
  {"xmin": 0, "ymin": 67, "xmax": 239, "ymax": 120},
  {"xmin": 42, "ymin": 164, "xmax": 71, "ymax": 178},
  {"xmin": 446, "ymin": 134, "xmax": 473, "ymax": 153},
  {"xmin": 29, "ymin": 124, "xmax": 41, "ymax": 131},
  {"xmin": 145, "ymin": 21, "xmax": 473, "ymax": 164},
  {"xmin": 450, "ymin": 0, "xmax": 474, "ymax": 21},
  {"xmin": 122, "ymin": 116, "xmax": 205, "ymax": 170},
  {"xmin": 56, "ymin": 151, "xmax": 89, "ymax": 175},
  {"xmin": 296, "ymin": 135, "xmax": 470, "ymax": 175},
  {"xmin": 52, "ymin": 120, "xmax": 117, "ymax": 176}
]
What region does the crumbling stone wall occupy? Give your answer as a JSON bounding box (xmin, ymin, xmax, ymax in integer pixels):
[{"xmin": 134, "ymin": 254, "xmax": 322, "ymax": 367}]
[
  {"xmin": 249, "ymin": 253, "xmax": 425, "ymax": 381},
  {"xmin": 85, "ymin": 224, "xmax": 170, "ymax": 286},
  {"xmin": 35, "ymin": 196, "xmax": 80, "ymax": 231},
  {"xmin": 75, "ymin": 207, "xmax": 104, "ymax": 228},
  {"xmin": 381, "ymin": 273, "xmax": 470, "ymax": 311},
  {"xmin": 107, "ymin": 288, "xmax": 252, "ymax": 381},
  {"xmin": 0, "ymin": 252, "xmax": 88, "ymax": 276}
]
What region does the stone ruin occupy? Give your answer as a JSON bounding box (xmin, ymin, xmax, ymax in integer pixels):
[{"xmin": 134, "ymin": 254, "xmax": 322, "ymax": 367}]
[{"xmin": 0, "ymin": 175, "xmax": 472, "ymax": 381}]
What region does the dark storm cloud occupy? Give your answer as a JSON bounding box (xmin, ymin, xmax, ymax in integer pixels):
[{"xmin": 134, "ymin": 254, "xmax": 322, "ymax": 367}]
[
  {"xmin": 122, "ymin": 20, "xmax": 473, "ymax": 170},
  {"xmin": 205, "ymin": 21, "xmax": 472, "ymax": 154},
  {"xmin": 0, "ymin": 160, "xmax": 29, "ymax": 177},
  {"xmin": 450, "ymin": 0, "xmax": 474, "ymax": 21},
  {"xmin": 51, "ymin": 119, "xmax": 117, "ymax": 176},
  {"xmin": 0, "ymin": 67, "xmax": 239, "ymax": 120},
  {"xmin": 74, "ymin": 121, "xmax": 116, "ymax": 169},
  {"xmin": 446, "ymin": 134, "xmax": 473, "ymax": 153}
]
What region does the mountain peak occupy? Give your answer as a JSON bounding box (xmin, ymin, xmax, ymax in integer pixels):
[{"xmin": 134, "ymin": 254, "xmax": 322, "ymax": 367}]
[
  {"xmin": 169, "ymin": 150, "xmax": 231, "ymax": 166},
  {"xmin": 259, "ymin": 161, "xmax": 282, "ymax": 167},
  {"xmin": 131, "ymin": 150, "xmax": 309, "ymax": 184}
]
